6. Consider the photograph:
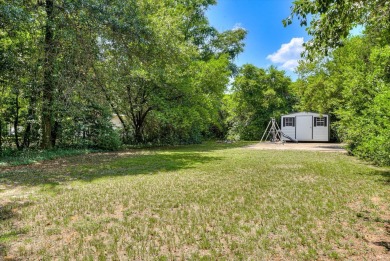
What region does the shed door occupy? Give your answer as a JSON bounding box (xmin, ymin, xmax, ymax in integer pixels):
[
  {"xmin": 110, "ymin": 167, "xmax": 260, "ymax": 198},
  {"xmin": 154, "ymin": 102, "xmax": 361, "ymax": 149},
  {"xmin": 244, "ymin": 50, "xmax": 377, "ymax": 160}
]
[{"xmin": 296, "ymin": 116, "xmax": 312, "ymax": 141}]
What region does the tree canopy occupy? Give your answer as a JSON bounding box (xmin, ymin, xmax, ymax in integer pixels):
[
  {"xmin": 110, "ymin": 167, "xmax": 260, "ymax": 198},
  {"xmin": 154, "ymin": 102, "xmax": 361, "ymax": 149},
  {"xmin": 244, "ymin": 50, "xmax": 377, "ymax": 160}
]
[
  {"xmin": 285, "ymin": 0, "xmax": 390, "ymax": 58},
  {"xmin": 2, "ymin": 0, "xmax": 387, "ymax": 166},
  {"xmin": 228, "ymin": 65, "xmax": 295, "ymax": 140},
  {"xmin": 284, "ymin": 0, "xmax": 390, "ymax": 165},
  {"xmin": 0, "ymin": 0, "xmax": 248, "ymax": 150}
]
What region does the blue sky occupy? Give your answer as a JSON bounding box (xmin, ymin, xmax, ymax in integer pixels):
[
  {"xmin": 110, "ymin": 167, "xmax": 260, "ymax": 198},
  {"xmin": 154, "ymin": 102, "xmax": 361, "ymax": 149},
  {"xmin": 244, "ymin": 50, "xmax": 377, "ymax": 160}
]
[{"xmin": 206, "ymin": 0, "xmax": 310, "ymax": 80}]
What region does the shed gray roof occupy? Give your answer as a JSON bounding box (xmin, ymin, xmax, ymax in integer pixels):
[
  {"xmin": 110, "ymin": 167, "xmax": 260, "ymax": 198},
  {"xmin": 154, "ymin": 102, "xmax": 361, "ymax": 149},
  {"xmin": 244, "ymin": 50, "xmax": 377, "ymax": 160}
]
[{"xmin": 281, "ymin": 112, "xmax": 328, "ymax": 117}]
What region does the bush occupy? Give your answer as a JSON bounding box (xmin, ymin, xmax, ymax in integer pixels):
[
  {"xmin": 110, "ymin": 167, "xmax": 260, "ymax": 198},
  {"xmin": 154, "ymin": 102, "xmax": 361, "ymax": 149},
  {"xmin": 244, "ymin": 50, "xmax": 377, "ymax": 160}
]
[
  {"xmin": 341, "ymin": 89, "xmax": 390, "ymax": 166},
  {"xmin": 95, "ymin": 127, "xmax": 122, "ymax": 151},
  {"xmin": 354, "ymin": 135, "xmax": 390, "ymax": 166}
]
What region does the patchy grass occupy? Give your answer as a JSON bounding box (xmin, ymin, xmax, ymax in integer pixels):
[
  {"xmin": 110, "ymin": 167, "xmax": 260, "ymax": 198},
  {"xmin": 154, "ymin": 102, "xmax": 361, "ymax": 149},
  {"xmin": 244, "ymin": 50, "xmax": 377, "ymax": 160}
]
[
  {"xmin": 0, "ymin": 141, "xmax": 389, "ymax": 260},
  {"xmin": 0, "ymin": 148, "xmax": 96, "ymax": 167}
]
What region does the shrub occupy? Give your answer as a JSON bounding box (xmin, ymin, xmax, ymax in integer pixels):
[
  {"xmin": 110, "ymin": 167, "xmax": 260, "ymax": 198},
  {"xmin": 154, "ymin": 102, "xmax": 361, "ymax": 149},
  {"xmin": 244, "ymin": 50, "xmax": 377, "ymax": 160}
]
[{"xmin": 94, "ymin": 127, "xmax": 122, "ymax": 151}]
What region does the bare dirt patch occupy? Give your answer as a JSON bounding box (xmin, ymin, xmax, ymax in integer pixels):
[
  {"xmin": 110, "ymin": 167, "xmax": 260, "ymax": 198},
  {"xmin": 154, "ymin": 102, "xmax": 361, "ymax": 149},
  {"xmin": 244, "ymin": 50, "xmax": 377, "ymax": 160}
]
[
  {"xmin": 345, "ymin": 197, "xmax": 390, "ymax": 259},
  {"xmin": 246, "ymin": 142, "xmax": 347, "ymax": 153}
]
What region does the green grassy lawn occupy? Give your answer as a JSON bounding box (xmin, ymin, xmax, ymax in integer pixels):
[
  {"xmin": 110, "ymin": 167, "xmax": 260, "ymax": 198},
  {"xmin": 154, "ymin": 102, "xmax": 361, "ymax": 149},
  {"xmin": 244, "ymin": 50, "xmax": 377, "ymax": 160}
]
[
  {"xmin": 0, "ymin": 142, "xmax": 389, "ymax": 260},
  {"xmin": 0, "ymin": 148, "xmax": 96, "ymax": 167}
]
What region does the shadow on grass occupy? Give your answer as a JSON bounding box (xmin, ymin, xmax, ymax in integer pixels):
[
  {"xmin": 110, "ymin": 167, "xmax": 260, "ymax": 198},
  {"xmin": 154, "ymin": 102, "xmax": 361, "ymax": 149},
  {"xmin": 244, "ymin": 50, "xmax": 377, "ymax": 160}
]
[
  {"xmin": 146, "ymin": 141, "xmax": 255, "ymax": 153},
  {"xmin": 0, "ymin": 203, "xmax": 15, "ymax": 257},
  {"xmin": 0, "ymin": 141, "xmax": 252, "ymax": 168},
  {"xmin": 373, "ymin": 241, "xmax": 390, "ymax": 251},
  {"xmin": 381, "ymin": 171, "xmax": 390, "ymax": 185},
  {"xmin": 0, "ymin": 148, "xmax": 96, "ymax": 167},
  {"xmin": 365, "ymin": 169, "xmax": 390, "ymax": 186},
  {"xmin": 0, "ymin": 201, "xmax": 31, "ymax": 257},
  {"xmin": 355, "ymin": 200, "xmax": 390, "ymax": 253},
  {"xmin": 0, "ymin": 151, "xmax": 221, "ymax": 187}
]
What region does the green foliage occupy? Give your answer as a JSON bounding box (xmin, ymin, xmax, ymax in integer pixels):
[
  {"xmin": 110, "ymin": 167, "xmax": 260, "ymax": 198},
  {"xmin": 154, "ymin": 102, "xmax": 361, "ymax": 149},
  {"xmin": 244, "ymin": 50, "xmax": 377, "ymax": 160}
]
[
  {"xmin": 94, "ymin": 128, "xmax": 122, "ymax": 151},
  {"xmin": 0, "ymin": 0, "xmax": 246, "ymax": 149},
  {"xmin": 56, "ymin": 103, "xmax": 123, "ymax": 150},
  {"xmin": 142, "ymin": 53, "xmax": 230, "ymax": 144},
  {"xmin": 87, "ymin": 105, "xmax": 123, "ymax": 151},
  {"xmin": 229, "ymin": 65, "xmax": 295, "ymax": 140},
  {"xmin": 344, "ymin": 43, "xmax": 390, "ymax": 165},
  {"xmin": 294, "ymin": 37, "xmax": 390, "ymax": 165},
  {"xmin": 285, "ymin": 0, "xmax": 390, "ymax": 58},
  {"xmin": 286, "ymin": 2, "xmax": 390, "ymax": 161}
]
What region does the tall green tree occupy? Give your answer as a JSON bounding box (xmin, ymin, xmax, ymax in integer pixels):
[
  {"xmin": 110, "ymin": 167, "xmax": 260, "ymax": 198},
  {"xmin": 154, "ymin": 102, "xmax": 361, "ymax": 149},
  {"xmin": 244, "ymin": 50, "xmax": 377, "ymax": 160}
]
[
  {"xmin": 0, "ymin": 0, "xmax": 246, "ymax": 149},
  {"xmin": 230, "ymin": 65, "xmax": 294, "ymax": 140},
  {"xmin": 294, "ymin": 36, "xmax": 390, "ymax": 165},
  {"xmin": 286, "ymin": 0, "xmax": 390, "ymax": 165},
  {"xmin": 95, "ymin": 0, "xmax": 244, "ymax": 144},
  {"xmin": 0, "ymin": 0, "xmax": 42, "ymax": 150},
  {"xmin": 1, "ymin": 0, "xmax": 150, "ymax": 148}
]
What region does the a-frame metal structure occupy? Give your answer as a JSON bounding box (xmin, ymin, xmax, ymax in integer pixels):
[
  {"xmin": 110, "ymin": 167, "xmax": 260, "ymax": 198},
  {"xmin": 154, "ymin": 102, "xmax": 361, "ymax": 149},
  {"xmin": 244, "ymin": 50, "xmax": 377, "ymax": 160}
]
[{"xmin": 260, "ymin": 118, "xmax": 297, "ymax": 143}]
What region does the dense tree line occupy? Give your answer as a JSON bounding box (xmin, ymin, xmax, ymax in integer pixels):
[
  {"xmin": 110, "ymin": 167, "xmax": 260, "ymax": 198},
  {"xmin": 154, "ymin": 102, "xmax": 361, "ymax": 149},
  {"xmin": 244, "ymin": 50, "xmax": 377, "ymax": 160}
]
[
  {"xmin": 2, "ymin": 0, "xmax": 387, "ymax": 166},
  {"xmin": 225, "ymin": 65, "xmax": 295, "ymax": 140},
  {"xmin": 293, "ymin": 36, "xmax": 389, "ymax": 165},
  {"xmin": 287, "ymin": 0, "xmax": 390, "ymax": 165},
  {"xmin": 0, "ymin": 0, "xmax": 246, "ymax": 150}
]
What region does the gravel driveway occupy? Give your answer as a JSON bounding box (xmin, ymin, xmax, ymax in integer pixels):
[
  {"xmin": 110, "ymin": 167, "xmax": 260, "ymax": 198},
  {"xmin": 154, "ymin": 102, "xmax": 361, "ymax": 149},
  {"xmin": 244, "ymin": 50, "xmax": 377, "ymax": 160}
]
[{"xmin": 246, "ymin": 142, "xmax": 347, "ymax": 153}]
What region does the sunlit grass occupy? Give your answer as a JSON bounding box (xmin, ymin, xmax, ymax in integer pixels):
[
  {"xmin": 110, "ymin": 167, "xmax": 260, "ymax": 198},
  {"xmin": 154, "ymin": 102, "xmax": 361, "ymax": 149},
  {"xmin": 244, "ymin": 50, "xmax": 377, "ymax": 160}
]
[{"xmin": 0, "ymin": 142, "xmax": 389, "ymax": 259}]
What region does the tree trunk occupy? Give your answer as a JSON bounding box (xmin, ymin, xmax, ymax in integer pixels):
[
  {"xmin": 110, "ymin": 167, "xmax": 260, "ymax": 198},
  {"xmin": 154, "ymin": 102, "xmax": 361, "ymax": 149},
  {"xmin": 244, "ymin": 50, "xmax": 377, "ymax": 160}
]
[
  {"xmin": 22, "ymin": 104, "xmax": 34, "ymax": 149},
  {"xmin": 41, "ymin": 0, "xmax": 55, "ymax": 149},
  {"xmin": 0, "ymin": 119, "xmax": 2, "ymax": 153},
  {"xmin": 14, "ymin": 94, "xmax": 20, "ymax": 150},
  {"xmin": 134, "ymin": 123, "xmax": 143, "ymax": 143},
  {"xmin": 133, "ymin": 108, "xmax": 152, "ymax": 144},
  {"xmin": 51, "ymin": 120, "xmax": 60, "ymax": 147},
  {"xmin": 22, "ymin": 95, "xmax": 37, "ymax": 148},
  {"xmin": 22, "ymin": 122, "xmax": 31, "ymax": 148},
  {"xmin": 133, "ymin": 112, "xmax": 144, "ymax": 144}
]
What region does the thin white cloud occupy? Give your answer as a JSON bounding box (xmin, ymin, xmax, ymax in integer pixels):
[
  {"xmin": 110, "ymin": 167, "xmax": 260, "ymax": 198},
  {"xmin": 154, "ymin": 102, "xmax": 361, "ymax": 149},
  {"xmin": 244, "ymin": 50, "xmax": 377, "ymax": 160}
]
[
  {"xmin": 232, "ymin": 23, "xmax": 244, "ymax": 30},
  {"xmin": 266, "ymin": 37, "xmax": 304, "ymax": 71},
  {"xmin": 280, "ymin": 59, "xmax": 299, "ymax": 71}
]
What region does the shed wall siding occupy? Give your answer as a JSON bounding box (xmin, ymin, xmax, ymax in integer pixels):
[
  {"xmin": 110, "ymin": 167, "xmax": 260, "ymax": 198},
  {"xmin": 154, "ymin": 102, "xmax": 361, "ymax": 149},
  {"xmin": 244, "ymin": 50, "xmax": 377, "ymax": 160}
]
[
  {"xmin": 313, "ymin": 119, "xmax": 329, "ymax": 141},
  {"xmin": 281, "ymin": 126, "xmax": 295, "ymax": 141},
  {"xmin": 313, "ymin": 132, "xmax": 328, "ymax": 141},
  {"xmin": 280, "ymin": 112, "xmax": 329, "ymax": 142}
]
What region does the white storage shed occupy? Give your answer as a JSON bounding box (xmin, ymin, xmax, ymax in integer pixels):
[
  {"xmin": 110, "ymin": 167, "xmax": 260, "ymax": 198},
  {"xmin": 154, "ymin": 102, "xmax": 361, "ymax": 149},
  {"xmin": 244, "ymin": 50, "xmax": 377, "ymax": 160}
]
[{"xmin": 281, "ymin": 112, "xmax": 330, "ymax": 142}]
